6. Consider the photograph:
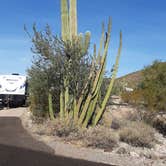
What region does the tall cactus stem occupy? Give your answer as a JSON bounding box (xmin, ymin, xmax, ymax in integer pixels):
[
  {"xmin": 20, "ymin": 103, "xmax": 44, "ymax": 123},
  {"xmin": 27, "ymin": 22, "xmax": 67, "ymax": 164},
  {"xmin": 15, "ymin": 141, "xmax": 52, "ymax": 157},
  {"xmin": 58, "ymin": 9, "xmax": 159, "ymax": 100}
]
[
  {"xmin": 61, "ymin": 0, "xmax": 69, "ymax": 41},
  {"xmin": 60, "ymin": 90, "xmax": 64, "ymax": 120},
  {"xmin": 69, "ymin": 0, "xmax": 77, "ymax": 39},
  {"xmin": 93, "ymin": 31, "xmax": 122, "ymax": 126},
  {"xmin": 48, "ymin": 92, "xmax": 55, "ymax": 120}
]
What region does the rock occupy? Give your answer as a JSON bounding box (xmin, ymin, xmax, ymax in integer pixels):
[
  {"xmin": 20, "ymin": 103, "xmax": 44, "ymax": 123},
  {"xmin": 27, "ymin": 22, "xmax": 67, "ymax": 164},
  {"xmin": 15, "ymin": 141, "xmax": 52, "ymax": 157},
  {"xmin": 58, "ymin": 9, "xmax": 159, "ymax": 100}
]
[
  {"xmin": 149, "ymin": 152, "xmax": 160, "ymax": 160},
  {"xmin": 116, "ymin": 147, "xmax": 129, "ymax": 154},
  {"xmin": 130, "ymin": 151, "xmax": 140, "ymax": 158},
  {"xmin": 110, "ymin": 95, "xmax": 122, "ymax": 105},
  {"xmin": 152, "ymin": 113, "xmax": 166, "ymax": 135}
]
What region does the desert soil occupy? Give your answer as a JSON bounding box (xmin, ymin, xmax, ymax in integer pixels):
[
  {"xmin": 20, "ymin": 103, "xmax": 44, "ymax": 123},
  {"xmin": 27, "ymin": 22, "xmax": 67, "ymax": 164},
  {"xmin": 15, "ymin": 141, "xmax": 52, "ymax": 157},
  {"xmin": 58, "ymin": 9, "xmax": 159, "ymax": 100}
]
[{"xmin": 19, "ymin": 106, "xmax": 166, "ymax": 166}]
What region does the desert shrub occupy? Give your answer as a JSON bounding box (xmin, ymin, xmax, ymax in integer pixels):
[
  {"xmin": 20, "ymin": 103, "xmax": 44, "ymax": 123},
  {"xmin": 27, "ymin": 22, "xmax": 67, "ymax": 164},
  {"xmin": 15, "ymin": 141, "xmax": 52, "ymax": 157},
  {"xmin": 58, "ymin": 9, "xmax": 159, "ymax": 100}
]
[
  {"xmin": 65, "ymin": 127, "xmax": 87, "ymax": 142},
  {"xmin": 119, "ymin": 121, "xmax": 156, "ymax": 148},
  {"xmin": 27, "ymin": 25, "xmax": 91, "ymax": 116},
  {"xmin": 84, "ymin": 126, "xmax": 119, "ymax": 149},
  {"xmin": 121, "ymin": 89, "xmax": 144, "ymax": 106},
  {"xmin": 30, "ymin": 113, "xmax": 47, "ymax": 124},
  {"xmin": 142, "ymin": 112, "xmax": 166, "ymax": 136},
  {"xmin": 141, "ymin": 61, "xmax": 166, "ymax": 112},
  {"xmin": 112, "ymin": 79, "xmax": 127, "ymax": 96},
  {"xmin": 34, "ymin": 120, "xmax": 55, "ymax": 136},
  {"xmin": 53, "ymin": 118, "xmax": 80, "ymax": 137},
  {"xmin": 152, "ymin": 115, "xmax": 166, "ymax": 136},
  {"xmin": 121, "ymin": 61, "xmax": 166, "ymax": 113},
  {"xmin": 100, "ymin": 110, "xmax": 113, "ymax": 127},
  {"xmin": 111, "ymin": 118, "xmax": 128, "ymax": 130}
]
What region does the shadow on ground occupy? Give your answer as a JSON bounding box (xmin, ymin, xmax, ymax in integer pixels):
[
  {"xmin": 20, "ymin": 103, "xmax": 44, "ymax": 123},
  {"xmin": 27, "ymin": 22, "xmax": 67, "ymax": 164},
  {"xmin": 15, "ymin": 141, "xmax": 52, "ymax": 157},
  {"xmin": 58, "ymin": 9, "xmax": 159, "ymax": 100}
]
[
  {"xmin": 0, "ymin": 117, "xmax": 113, "ymax": 166},
  {"xmin": 0, "ymin": 144, "xmax": 112, "ymax": 166}
]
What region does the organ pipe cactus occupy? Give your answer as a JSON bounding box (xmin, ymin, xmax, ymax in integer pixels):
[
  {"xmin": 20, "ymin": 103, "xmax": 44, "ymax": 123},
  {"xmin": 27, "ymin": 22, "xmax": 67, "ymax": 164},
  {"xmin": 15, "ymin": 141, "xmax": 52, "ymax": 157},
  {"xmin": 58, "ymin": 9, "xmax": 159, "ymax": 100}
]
[
  {"xmin": 48, "ymin": 92, "xmax": 55, "ymax": 120},
  {"xmin": 59, "ymin": 0, "xmax": 122, "ymax": 127},
  {"xmin": 60, "ymin": 0, "xmax": 91, "ymax": 120}
]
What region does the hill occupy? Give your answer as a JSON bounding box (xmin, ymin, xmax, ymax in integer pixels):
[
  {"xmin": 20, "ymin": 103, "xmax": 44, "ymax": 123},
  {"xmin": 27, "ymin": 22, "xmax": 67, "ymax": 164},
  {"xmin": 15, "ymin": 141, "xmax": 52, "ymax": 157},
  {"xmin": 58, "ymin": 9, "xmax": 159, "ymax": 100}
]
[
  {"xmin": 117, "ymin": 62, "xmax": 166, "ymax": 89},
  {"xmin": 117, "ymin": 70, "xmax": 143, "ymax": 89}
]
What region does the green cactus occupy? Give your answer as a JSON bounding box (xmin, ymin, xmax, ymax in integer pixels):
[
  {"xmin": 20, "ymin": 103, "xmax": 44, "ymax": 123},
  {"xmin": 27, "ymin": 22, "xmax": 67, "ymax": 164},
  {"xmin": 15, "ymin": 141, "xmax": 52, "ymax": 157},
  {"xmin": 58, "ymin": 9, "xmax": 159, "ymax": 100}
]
[
  {"xmin": 60, "ymin": 0, "xmax": 91, "ymax": 122},
  {"xmin": 69, "ymin": 0, "xmax": 77, "ymax": 39},
  {"xmin": 93, "ymin": 31, "xmax": 122, "ymax": 126},
  {"xmin": 61, "ymin": 0, "xmax": 70, "ymax": 41},
  {"xmin": 60, "ymin": 90, "xmax": 65, "ymax": 120},
  {"xmin": 77, "ymin": 18, "xmax": 112, "ymax": 125},
  {"xmin": 60, "ymin": 0, "xmax": 122, "ymax": 127},
  {"xmin": 48, "ymin": 92, "xmax": 55, "ymax": 120}
]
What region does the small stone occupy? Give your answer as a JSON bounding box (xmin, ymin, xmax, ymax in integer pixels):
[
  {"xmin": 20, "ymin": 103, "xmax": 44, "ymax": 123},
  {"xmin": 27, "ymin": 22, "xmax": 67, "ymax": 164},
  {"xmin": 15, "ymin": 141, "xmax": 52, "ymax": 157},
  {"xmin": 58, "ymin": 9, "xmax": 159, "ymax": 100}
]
[
  {"xmin": 116, "ymin": 147, "xmax": 128, "ymax": 154},
  {"xmin": 150, "ymin": 152, "xmax": 160, "ymax": 160},
  {"xmin": 130, "ymin": 151, "xmax": 140, "ymax": 158}
]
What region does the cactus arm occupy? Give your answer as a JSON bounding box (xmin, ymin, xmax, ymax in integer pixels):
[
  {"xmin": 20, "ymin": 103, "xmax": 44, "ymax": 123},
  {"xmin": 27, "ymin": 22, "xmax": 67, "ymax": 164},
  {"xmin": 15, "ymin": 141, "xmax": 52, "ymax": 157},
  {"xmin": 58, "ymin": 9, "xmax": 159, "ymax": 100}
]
[
  {"xmin": 93, "ymin": 31, "xmax": 122, "ymax": 126},
  {"xmin": 78, "ymin": 32, "xmax": 91, "ymax": 56},
  {"xmin": 82, "ymin": 31, "xmax": 91, "ymax": 55},
  {"xmin": 69, "ymin": 0, "xmax": 77, "ymax": 39},
  {"xmin": 64, "ymin": 78, "xmax": 69, "ymax": 117},
  {"xmin": 78, "ymin": 94, "xmax": 92, "ymax": 125},
  {"xmin": 73, "ymin": 96, "xmax": 78, "ymax": 122},
  {"xmin": 93, "ymin": 44, "xmax": 97, "ymax": 59},
  {"xmin": 78, "ymin": 19, "xmax": 111, "ymax": 125},
  {"xmin": 91, "ymin": 18, "xmax": 112, "ymax": 96},
  {"xmin": 48, "ymin": 92, "xmax": 55, "ymax": 120},
  {"xmin": 61, "ymin": 0, "xmax": 70, "ymax": 41},
  {"xmin": 76, "ymin": 54, "xmax": 96, "ymax": 113},
  {"xmin": 82, "ymin": 57, "xmax": 106, "ymax": 128},
  {"xmin": 97, "ymin": 23, "xmax": 105, "ymax": 61},
  {"xmin": 82, "ymin": 90, "xmax": 99, "ymax": 128},
  {"xmin": 76, "ymin": 45, "xmax": 96, "ymax": 123},
  {"xmin": 60, "ymin": 90, "xmax": 65, "ymax": 120}
]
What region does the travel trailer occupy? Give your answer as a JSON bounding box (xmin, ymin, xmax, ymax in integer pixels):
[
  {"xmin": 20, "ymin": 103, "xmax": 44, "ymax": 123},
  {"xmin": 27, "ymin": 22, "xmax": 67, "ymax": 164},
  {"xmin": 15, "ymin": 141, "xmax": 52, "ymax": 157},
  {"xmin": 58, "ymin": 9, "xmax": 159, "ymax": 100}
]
[{"xmin": 0, "ymin": 74, "xmax": 27, "ymax": 108}]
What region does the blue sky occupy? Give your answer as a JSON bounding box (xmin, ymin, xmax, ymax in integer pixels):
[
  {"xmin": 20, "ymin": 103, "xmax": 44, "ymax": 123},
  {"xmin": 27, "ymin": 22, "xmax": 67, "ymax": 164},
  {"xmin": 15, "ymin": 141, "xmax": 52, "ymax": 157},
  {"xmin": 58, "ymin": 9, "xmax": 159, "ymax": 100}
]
[{"xmin": 0, "ymin": 0, "xmax": 166, "ymax": 77}]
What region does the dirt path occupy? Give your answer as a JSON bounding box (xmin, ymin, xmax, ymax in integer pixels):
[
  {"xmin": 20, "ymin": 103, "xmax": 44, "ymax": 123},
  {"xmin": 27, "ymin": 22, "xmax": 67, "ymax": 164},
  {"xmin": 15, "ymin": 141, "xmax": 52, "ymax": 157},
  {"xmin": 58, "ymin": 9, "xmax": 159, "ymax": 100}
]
[{"xmin": 0, "ymin": 108, "xmax": 111, "ymax": 166}]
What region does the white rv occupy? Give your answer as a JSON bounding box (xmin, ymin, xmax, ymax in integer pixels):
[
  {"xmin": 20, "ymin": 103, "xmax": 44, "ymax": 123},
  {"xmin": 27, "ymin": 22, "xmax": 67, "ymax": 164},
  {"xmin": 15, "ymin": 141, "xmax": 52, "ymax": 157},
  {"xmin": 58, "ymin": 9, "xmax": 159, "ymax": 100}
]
[{"xmin": 0, "ymin": 74, "xmax": 27, "ymax": 108}]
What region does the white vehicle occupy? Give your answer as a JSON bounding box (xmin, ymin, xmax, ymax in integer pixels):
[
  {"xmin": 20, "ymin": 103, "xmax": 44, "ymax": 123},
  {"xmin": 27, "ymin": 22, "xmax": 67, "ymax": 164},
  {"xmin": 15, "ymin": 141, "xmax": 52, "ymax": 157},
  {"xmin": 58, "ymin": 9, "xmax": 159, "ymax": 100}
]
[{"xmin": 0, "ymin": 74, "xmax": 27, "ymax": 107}]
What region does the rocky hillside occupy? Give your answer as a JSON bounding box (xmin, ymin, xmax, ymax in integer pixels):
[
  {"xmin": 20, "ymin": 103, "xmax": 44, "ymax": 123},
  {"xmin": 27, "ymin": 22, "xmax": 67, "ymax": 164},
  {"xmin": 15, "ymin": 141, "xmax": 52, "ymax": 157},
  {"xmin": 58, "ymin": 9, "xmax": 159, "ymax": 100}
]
[{"xmin": 117, "ymin": 70, "xmax": 143, "ymax": 89}]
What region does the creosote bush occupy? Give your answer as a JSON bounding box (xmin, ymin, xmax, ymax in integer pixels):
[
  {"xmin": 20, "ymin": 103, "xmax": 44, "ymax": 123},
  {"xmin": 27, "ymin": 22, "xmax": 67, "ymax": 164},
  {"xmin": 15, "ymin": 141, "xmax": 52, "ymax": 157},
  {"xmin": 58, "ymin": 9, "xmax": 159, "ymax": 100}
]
[{"xmin": 119, "ymin": 121, "xmax": 156, "ymax": 148}]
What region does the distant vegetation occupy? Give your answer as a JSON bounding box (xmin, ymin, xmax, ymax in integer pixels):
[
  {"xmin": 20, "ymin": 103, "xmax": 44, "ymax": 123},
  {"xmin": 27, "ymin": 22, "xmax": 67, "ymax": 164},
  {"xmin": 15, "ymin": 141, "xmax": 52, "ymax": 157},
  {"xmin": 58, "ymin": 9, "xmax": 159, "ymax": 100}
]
[{"xmin": 121, "ymin": 61, "xmax": 166, "ymax": 113}]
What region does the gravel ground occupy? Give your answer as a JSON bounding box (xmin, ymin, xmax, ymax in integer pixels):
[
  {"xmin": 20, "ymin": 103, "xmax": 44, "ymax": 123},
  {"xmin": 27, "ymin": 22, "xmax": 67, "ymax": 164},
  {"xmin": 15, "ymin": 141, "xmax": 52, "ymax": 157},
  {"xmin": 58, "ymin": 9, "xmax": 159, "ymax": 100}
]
[{"xmin": 1, "ymin": 107, "xmax": 166, "ymax": 166}]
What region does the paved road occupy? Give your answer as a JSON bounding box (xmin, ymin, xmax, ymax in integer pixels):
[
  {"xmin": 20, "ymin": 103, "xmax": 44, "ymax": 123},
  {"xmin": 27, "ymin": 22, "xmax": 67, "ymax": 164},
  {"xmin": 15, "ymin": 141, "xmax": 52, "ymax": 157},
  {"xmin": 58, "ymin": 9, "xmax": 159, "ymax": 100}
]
[{"xmin": 0, "ymin": 117, "xmax": 112, "ymax": 166}]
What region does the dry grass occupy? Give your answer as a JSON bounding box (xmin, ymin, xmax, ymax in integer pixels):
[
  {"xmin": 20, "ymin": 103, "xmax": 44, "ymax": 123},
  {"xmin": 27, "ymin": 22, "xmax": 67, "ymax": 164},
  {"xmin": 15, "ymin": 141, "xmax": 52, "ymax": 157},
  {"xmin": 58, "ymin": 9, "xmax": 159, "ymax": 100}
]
[
  {"xmin": 84, "ymin": 126, "xmax": 119, "ymax": 149},
  {"xmin": 52, "ymin": 118, "xmax": 119, "ymax": 150},
  {"xmin": 29, "ymin": 112, "xmax": 157, "ymax": 149},
  {"xmin": 118, "ymin": 121, "xmax": 156, "ymax": 148},
  {"xmin": 53, "ymin": 118, "xmax": 80, "ymax": 137},
  {"xmin": 32, "ymin": 120, "xmax": 55, "ymax": 136}
]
